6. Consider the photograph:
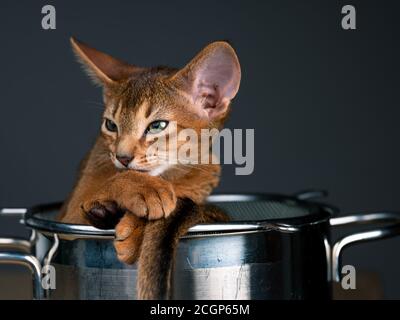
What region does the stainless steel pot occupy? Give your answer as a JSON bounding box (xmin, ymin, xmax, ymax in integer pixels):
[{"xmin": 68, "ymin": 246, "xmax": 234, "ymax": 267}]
[{"xmin": 1, "ymin": 191, "xmax": 400, "ymax": 300}]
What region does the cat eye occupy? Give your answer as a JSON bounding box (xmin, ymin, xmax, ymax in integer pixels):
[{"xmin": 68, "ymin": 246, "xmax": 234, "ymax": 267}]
[
  {"xmin": 105, "ymin": 119, "xmax": 118, "ymax": 132},
  {"xmin": 146, "ymin": 120, "xmax": 169, "ymax": 134}
]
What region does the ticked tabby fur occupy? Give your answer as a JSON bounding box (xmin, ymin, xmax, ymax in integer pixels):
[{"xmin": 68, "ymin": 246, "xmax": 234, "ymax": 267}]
[{"xmin": 59, "ymin": 38, "xmax": 241, "ymax": 299}]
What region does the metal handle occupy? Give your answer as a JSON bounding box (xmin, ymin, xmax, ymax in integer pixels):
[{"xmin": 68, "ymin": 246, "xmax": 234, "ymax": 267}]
[
  {"xmin": 0, "ymin": 238, "xmax": 32, "ymax": 252},
  {"xmin": 293, "ymin": 189, "xmax": 328, "ymax": 201},
  {"xmin": 0, "ymin": 207, "xmax": 43, "ymax": 299},
  {"xmin": 0, "ymin": 251, "xmax": 44, "ymax": 299},
  {"xmin": 330, "ymin": 211, "xmax": 400, "ymax": 282},
  {"xmin": 0, "ymin": 207, "xmax": 28, "ymax": 216},
  {"xmin": 0, "ymin": 207, "xmax": 36, "ymax": 252},
  {"xmin": 0, "ymin": 208, "xmax": 28, "ymax": 224}
]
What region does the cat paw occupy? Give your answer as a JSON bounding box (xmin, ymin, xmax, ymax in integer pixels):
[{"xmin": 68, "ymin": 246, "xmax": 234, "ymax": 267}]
[
  {"xmin": 92, "ymin": 171, "xmax": 177, "ymax": 220},
  {"xmin": 117, "ymin": 185, "xmax": 177, "ymax": 220},
  {"xmin": 114, "ymin": 213, "xmax": 145, "ymax": 264},
  {"xmin": 81, "ymin": 200, "xmax": 124, "ymax": 229},
  {"xmin": 142, "ymin": 186, "xmax": 176, "ymax": 220}
]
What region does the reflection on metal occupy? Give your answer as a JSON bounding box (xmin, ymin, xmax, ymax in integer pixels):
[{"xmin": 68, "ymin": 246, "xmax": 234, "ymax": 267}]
[
  {"xmin": 174, "ymin": 264, "xmax": 252, "ymax": 300},
  {"xmin": 0, "ymin": 238, "xmax": 31, "ymax": 252},
  {"xmin": 1, "ymin": 194, "xmax": 400, "ymax": 299},
  {"xmin": 0, "ymin": 208, "xmax": 28, "ymax": 216},
  {"xmin": 323, "ymin": 237, "xmax": 331, "ymax": 282},
  {"xmin": 29, "ymin": 230, "xmax": 37, "ymax": 245},
  {"xmin": 330, "ymin": 212, "xmax": 400, "ymax": 282},
  {"xmin": 0, "ymin": 252, "xmax": 43, "ymax": 299},
  {"xmin": 42, "ymin": 234, "xmax": 59, "ymax": 298},
  {"xmin": 22, "ymin": 195, "xmax": 332, "ymax": 238},
  {"xmin": 330, "ymin": 212, "xmax": 400, "ymax": 226},
  {"xmin": 332, "ymin": 229, "xmax": 385, "ymax": 282},
  {"xmin": 293, "ymin": 189, "xmax": 328, "ymax": 201},
  {"xmin": 43, "ymin": 234, "xmax": 59, "ymax": 267}
]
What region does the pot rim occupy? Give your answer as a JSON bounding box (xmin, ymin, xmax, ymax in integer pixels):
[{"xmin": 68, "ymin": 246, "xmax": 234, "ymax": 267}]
[{"xmin": 24, "ymin": 193, "xmax": 337, "ymax": 239}]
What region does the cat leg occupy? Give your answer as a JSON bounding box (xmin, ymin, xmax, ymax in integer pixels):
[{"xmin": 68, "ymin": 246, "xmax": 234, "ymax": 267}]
[
  {"xmin": 84, "ymin": 204, "xmax": 145, "ymax": 264},
  {"xmin": 114, "ymin": 213, "xmax": 145, "ymax": 264},
  {"xmin": 82, "ymin": 171, "xmax": 177, "ymax": 221}
]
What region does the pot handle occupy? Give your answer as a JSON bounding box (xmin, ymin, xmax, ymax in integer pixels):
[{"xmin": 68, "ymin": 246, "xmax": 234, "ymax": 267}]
[
  {"xmin": 0, "ymin": 208, "xmax": 36, "ymax": 252},
  {"xmin": 0, "ymin": 251, "xmax": 44, "ymax": 299},
  {"xmin": 0, "ymin": 207, "xmax": 28, "ymax": 218},
  {"xmin": 330, "ymin": 211, "xmax": 400, "ymax": 282},
  {"xmin": 0, "ymin": 207, "xmax": 43, "ymax": 299},
  {"xmin": 293, "ymin": 189, "xmax": 329, "ymax": 201}
]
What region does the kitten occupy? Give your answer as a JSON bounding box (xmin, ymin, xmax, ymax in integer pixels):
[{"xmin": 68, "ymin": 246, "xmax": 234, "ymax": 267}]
[{"xmin": 59, "ymin": 38, "xmax": 241, "ymax": 299}]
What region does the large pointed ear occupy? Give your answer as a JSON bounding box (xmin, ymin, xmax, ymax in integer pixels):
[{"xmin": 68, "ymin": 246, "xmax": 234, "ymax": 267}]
[
  {"xmin": 70, "ymin": 37, "xmax": 141, "ymax": 86},
  {"xmin": 171, "ymin": 41, "xmax": 241, "ymax": 120}
]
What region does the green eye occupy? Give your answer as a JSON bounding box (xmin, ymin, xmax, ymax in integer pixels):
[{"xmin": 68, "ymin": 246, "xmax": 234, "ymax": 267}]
[
  {"xmin": 105, "ymin": 119, "xmax": 118, "ymax": 132},
  {"xmin": 146, "ymin": 120, "xmax": 169, "ymax": 134}
]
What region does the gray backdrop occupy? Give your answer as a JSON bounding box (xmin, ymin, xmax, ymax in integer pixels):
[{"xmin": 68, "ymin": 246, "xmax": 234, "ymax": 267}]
[{"xmin": 0, "ymin": 0, "xmax": 400, "ymax": 298}]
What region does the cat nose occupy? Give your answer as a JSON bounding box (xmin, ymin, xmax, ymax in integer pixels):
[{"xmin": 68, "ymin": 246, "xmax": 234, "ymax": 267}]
[{"xmin": 116, "ymin": 154, "xmax": 133, "ymax": 167}]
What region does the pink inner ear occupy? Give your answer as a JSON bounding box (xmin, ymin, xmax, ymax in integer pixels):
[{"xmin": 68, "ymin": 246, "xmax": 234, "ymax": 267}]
[
  {"xmin": 195, "ymin": 82, "xmax": 228, "ymax": 119},
  {"xmin": 190, "ymin": 47, "xmax": 241, "ymax": 120}
]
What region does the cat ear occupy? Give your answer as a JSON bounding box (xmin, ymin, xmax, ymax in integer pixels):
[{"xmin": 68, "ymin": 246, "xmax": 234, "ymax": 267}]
[
  {"xmin": 172, "ymin": 41, "xmax": 241, "ymax": 120},
  {"xmin": 70, "ymin": 37, "xmax": 141, "ymax": 86}
]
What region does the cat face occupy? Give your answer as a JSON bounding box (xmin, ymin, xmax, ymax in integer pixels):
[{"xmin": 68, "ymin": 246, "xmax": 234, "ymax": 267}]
[
  {"xmin": 71, "ymin": 38, "xmax": 241, "ymax": 176},
  {"xmin": 100, "ymin": 70, "xmax": 209, "ymax": 175}
]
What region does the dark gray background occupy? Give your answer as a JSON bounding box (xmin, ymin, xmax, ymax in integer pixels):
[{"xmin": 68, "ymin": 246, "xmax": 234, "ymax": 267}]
[{"xmin": 0, "ymin": 0, "xmax": 399, "ymax": 298}]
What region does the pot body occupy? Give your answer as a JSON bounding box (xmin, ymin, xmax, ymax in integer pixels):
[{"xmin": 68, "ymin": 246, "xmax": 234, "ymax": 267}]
[
  {"xmin": 5, "ymin": 192, "xmax": 397, "ymax": 300},
  {"xmin": 42, "ymin": 221, "xmax": 331, "ymax": 300}
]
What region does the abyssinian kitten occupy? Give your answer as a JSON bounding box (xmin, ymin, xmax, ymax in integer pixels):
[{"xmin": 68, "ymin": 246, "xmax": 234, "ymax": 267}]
[{"xmin": 59, "ymin": 38, "xmax": 241, "ymax": 299}]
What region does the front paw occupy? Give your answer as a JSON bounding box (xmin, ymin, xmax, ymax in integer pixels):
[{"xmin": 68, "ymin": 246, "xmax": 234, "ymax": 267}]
[
  {"xmin": 81, "ymin": 200, "xmax": 124, "ymax": 229},
  {"xmin": 124, "ymin": 185, "xmax": 177, "ymax": 220}
]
